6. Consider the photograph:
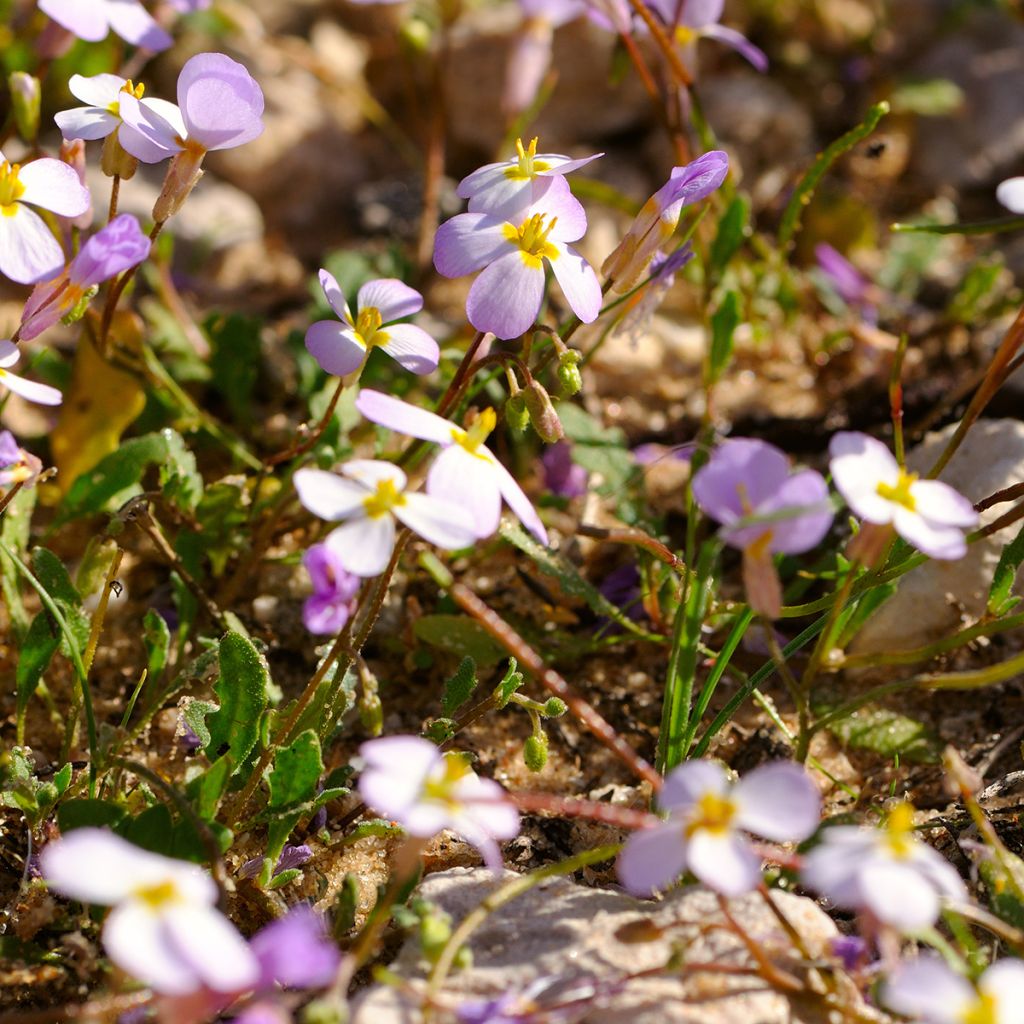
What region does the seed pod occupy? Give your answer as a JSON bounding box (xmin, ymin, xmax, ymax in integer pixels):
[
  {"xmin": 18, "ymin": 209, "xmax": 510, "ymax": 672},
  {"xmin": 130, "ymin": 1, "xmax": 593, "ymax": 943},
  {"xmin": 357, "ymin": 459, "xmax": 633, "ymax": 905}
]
[
  {"xmin": 523, "ymin": 730, "xmax": 548, "ymax": 772},
  {"xmin": 557, "ymin": 348, "xmax": 583, "ymax": 396},
  {"xmin": 523, "ymin": 381, "xmax": 563, "ymax": 443},
  {"xmin": 506, "ymin": 388, "xmax": 530, "ymax": 432}
]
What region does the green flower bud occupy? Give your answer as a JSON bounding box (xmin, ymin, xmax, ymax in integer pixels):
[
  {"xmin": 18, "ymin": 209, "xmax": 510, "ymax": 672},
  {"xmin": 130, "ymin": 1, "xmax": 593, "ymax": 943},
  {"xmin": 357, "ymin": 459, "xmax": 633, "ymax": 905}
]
[
  {"xmin": 9, "ymin": 73, "xmax": 40, "ymax": 144},
  {"xmin": 541, "ymin": 697, "xmax": 567, "ymax": 718},
  {"xmin": 523, "ymin": 731, "xmax": 548, "ymax": 772},
  {"xmin": 523, "ymin": 382, "xmax": 563, "ymax": 443},
  {"xmin": 61, "ymin": 285, "xmax": 99, "ymax": 327},
  {"xmin": 506, "ymin": 388, "xmax": 530, "ymax": 432},
  {"xmin": 100, "ymin": 131, "xmax": 139, "ymax": 180},
  {"xmin": 419, "ymin": 910, "xmax": 452, "ymax": 962},
  {"xmin": 557, "ymin": 348, "xmax": 583, "ymax": 396}
]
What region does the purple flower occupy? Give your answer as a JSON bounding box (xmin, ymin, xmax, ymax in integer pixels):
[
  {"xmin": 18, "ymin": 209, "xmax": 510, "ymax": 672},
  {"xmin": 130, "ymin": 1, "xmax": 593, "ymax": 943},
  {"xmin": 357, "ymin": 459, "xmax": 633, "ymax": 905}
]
[
  {"xmin": 0, "ymin": 152, "xmax": 91, "ymax": 284},
  {"xmin": 541, "ymin": 441, "xmax": 588, "ymax": 498},
  {"xmin": 302, "ymin": 544, "xmax": 360, "ymax": 634},
  {"xmin": 250, "ymin": 905, "xmax": 339, "ymax": 990},
  {"xmin": 457, "ymin": 137, "xmax": 601, "ymax": 220},
  {"xmin": 305, "ymin": 272, "xmax": 439, "ymax": 378},
  {"xmin": 801, "ymin": 803, "xmax": 966, "ymax": 931},
  {"xmin": 39, "ymin": 0, "xmax": 173, "ymax": 50},
  {"xmin": 618, "ymin": 760, "xmax": 819, "ymax": 897},
  {"xmin": 434, "ymin": 175, "xmax": 601, "ymax": 340},
  {"xmin": 295, "ymin": 460, "xmax": 478, "ymax": 577},
  {"xmin": 692, "ymin": 438, "xmax": 832, "ymax": 617},
  {"xmin": 615, "ymin": 245, "xmax": 694, "ymax": 344},
  {"xmin": 168, "ymin": 0, "xmax": 212, "ymax": 10},
  {"xmin": 20, "ymin": 214, "xmax": 151, "ymax": 341},
  {"xmin": 0, "ymin": 341, "xmax": 62, "ymax": 406},
  {"xmin": 118, "ymin": 52, "xmax": 264, "ymax": 162},
  {"xmin": 0, "ymin": 431, "xmax": 22, "ymax": 469},
  {"xmin": 0, "ymin": 430, "xmax": 42, "ymax": 487},
  {"xmin": 178, "ymin": 720, "xmax": 203, "ymax": 754},
  {"xmin": 356, "ymin": 390, "xmax": 549, "ymax": 544},
  {"xmin": 359, "ymin": 735, "xmax": 520, "ymax": 872},
  {"xmin": 830, "ymin": 935, "xmax": 868, "ymax": 972},
  {"xmin": 997, "ymin": 177, "xmax": 1024, "ymax": 214},
  {"xmin": 883, "ymin": 957, "xmax": 1024, "ymax": 1024},
  {"xmin": 828, "ymin": 432, "xmax": 978, "ymax": 560},
  {"xmin": 602, "ymin": 151, "xmax": 728, "ymax": 293},
  {"xmin": 652, "ymin": 0, "xmax": 768, "ymax": 72},
  {"xmin": 815, "ymin": 243, "xmax": 877, "ymax": 324},
  {"xmin": 238, "ymin": 844, "xmax": 313, "ymax": 881}
]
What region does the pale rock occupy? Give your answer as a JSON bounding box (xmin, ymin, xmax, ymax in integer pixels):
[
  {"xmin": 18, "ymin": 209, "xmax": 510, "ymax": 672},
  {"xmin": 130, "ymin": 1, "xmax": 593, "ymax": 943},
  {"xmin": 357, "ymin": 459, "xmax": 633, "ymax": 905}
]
[
  {"xmin": 352, "ymin": 867, "xmax": 873, "ymax": 1024},
  {"xmin": 850, "ymin": 419, "xmax": 1024, "ymax": 656}
]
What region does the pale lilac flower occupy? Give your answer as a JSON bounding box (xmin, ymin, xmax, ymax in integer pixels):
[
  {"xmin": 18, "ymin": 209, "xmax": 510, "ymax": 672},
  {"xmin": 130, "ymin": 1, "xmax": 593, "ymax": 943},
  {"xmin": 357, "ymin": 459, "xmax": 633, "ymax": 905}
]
[
  {"xmin": 20, "ymin": 214, "xmax": 151, "ymax": 341},
  {"xmin": 801, "ymin": 803, "xmax": 967, "ymax": 931},
  {"xmin": 168, "ymin": 0, "xmax": 212, "ymax": 11},
  {"xmin": 0, "ymin": 341, "xmax": 62, "ymax": 406},
  {"xmin": 0, "ymin": 152, "xmax": 90, "ymax": 284},
  {"xmin": 38, "ymin": 0, "xmax": 173, "ymax": 50},
  {"xmin": 355, "ymin": 389, "xmax": 549, "ymax": 544},
  {"xmin": 997, "ymin": 177, "xmax": 1024, "ymax": 215},
  {"xmin": 815, "ymin": 243, "xmax": 877, "ymax": 325},
  {"xmin": 40, "ymin": 828, "xmax": 259, "ymax": 996},
  {"xmin": 617, "ymin": 760, "xmax": 820, "ymax": 897},
  {"xmin": 238, "ymin": 844, "xmax": 313, "ymax": 880},
  {"xmin": 693, "ymin": 438, "xmax": 833, "ymax": 617},
  {"xmin": 306, "ymin": 272, "xmax": 439, "ymax": 378},
  {"xmin": 294, "ymin": 459, "xmax": 478, "ymax": 577},
  {"xmin": 649, "ymin": 0, "xmax": 768, "ymax": 71},
  {"xmin": 829, "ymin": 432, "xmax": 978, "ymax": 560},
  {"xmin": 504, "ymin": 3, "xmax": 586, "ymax": 118},
  {"xmin": 358, "ymin": 735, "xmax": 520, "ymax": 871},
  {"xmin": 542, "ymin": 441, "xmax": 588, "ymax": 498},
  {"xmin": 883, "ymin": 957, "xmax": 1024, "ymax": 1024},
  {"xmin": 118, "ymin": 52, "xmax": 264, "ymax": 162},
  {"xmin": 615, "ymin": 245, "xmax": 694, "ymax": 344},
  {"xmin": 456, "ymin": 136, "xmax": 601, "ymax": 220},
  {"xmin": 55, "ymin": 74, "xmax": 184, "ymax": 163},
  {"xmin": 602, "ymin": 150, "xmax": 729, "ymax": 292},
  {"xmin": 435, "ymin": 175, "xmax": 601, "ymax": 339},
  {"xmin": 249, "ymin": 905, "xmax": 339, "ymax": 990},
  {"xmin": 0, "ymin": 431, "xmax": 43, "ymax": 488},
  {"xmin": 302, "ymin": 543, "xmax": 360, "ymax": 634}
]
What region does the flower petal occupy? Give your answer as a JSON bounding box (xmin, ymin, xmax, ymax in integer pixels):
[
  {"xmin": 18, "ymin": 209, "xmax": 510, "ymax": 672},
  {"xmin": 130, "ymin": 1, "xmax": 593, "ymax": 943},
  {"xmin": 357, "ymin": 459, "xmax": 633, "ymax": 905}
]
[
  {"xmin": 357, "ymin": 278, "xmax": 423, "ymax": 322},
  {"xmin": 466, "ymin": 251, "xmax": 545, "ymax": 340},
  {"xmin": 701, "ymin": 23, "xmax": 769, "ymax": 71},
  {"xmin": 548, "ymin": 243, "xmax": 602, "ymax": 323},
  {"xmin": 41, "ymin": 828, "xmax": 158, "ymax": 904},
  {"xmin": 659, "ymin": 759, "xmax": 729, "ymax": 813},
  {"xmin": 433, "ymin": 213, "xmax": 509, "ymax": 278},
  {"xmin": 18, "ymin": 158, "xmax": 91, "ymax": 217},
  {"xmin": 0, "ymin": 367, "xmax": 62, "ymax": 406},
  {"xmin": 359, "ymin": 735, "xmax": 442, "ymax": 820},
  {"xmin": 305, "ymin": 320, "xmax": 366, "ymax": 377},
  {"xmin": 686, "ymin": 829, "xmax": 763, "ymax": 896},
  {"xmin": 341, "ymin": 459, "xmax": 408, "ymax": 490},
  {"xmin": 0, "ymin": 340, "xmax": 18, "ymax": 368},
  {"xmin": 908, "ymin": 479, "xmax": 978, "ymax": 528},
  {"xmin": 104, "ymin": 0, "xmax": 173, "ymax": 49},
  {"xmin": 293, "ymin": 468, "xmax": 367, "ymax": 520},
  {"xmin": 54, "ymin": 106, "xmax": 120, "ymax": 141},
  {"xmin": 861, "ymin": 858, "xmax": 942, "ymax": 929},
  {"xmin": 325, "ymin": 514, "xmax": 396, "ymax": 577},
  {"xmin": 104, "ymin": 903, "xmax": 201, "ymax": 995},
  {"xmin": 118, "ymin": 93, "xmax": 183, "ymax": 162},
  {"xmin": 161, "ymin": 903, "xmax": 260, "ymax": 993},
  {"xmin": 39, "ymin": 0, "xmax": 109, "ymax": 40},
  {"xmin": 617, "ymin": 821, "xmax": 689, "ymax": 896},
  {"xmin": 0, "ymin": 204, "xmax": 66, "ymax": 285},
  {"xmin": 997, "ymin": 177, "xmax": 1024, "ymax": 215},
  {"xmin": 67, "ymin": 73, "xmax": 125, "ymax": 107},
  {"xmin": 733, "ymin": 761, "xmax": 820, "ymax": 842},
  {"xmin": 759, "ymin": 469, "xmax": 834, "ymax": 555},
  {"xmin": 426, "ymin": 446, "xmax": 502, "ymax": 538},
  {"xmin": 828, "ymin": 431, "xmax": 899, "ymax": 523},
  {"xmin": 318, "ymin": 268, "xmax": 350, "ymax": 321},
  {"xmin": 882, "ymin": 956, "xmax": 973, "ymax": 1024},
  {"xmin": 356, "ymin": 389, "xmax": 456, "ymax": 445},
  {"xmin": 378, "ymin": 324, "xmax": 440, "ymax": 375},
  {"xmin": 891, "ymin": 506, "xmax": 967, "ymax": 560},
  {"xmin": 176, "ymin": 52, "xmax": 264, "ymax": 151},
  {"xmin": 487, "ymin": 449, "xmax": 548, "ymax": 544},
  {"xmin": 395, "ymin": 490, "xmax": 479, "ymax": 550}
]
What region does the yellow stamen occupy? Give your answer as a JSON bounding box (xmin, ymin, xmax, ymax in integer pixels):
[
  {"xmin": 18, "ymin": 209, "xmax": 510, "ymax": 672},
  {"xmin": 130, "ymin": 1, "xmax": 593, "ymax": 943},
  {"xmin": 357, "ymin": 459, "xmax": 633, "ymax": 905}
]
[
  {"xmin": 503, "ymin": 137, "xmax": 552, "ymax": 180},
  {"xmin": 502, "ymin": 213, "xmax": 560, "ymax": 268},
  {"xmin": 451, "ymin": 407, "xmax": 497, "ymax": 457},
  {"xmin": 108, "ymin": 78, "xmax": 145, "ymax": 114},
  {"xmin": 354, "ymin": 305, "xmax": 388, "ymax": 349},
  {"xmin": 133, "ymin": 880, "xmax": 180, "ymax": 909},
  {"xmin": 960, "ymin": 992, "xmax": 998, "ymax": 1024},
  {"xmin": 876, "ymin": 469, "xmax": 918, "ymax": 511},
  {"xmin": 423, "ymin": 753, "xmax": 472, "ymax": 804},
  {"xmin": 362, "ymin": 477, "xmax": 406, "ymax": 519},
  {"xmin": 0, "ymin": 161, "xmax": 26, "ymax": 213},
  {"xmin": 884, "ymin": 802, "xmax": 916, "ymax": 859},
  {"xmin": 686, "ymin": 790, "xmax": 738, "ymax": 838},
  {"xmin": 674, "ymin": 25, "xmax": 698, "ymax": 45}
]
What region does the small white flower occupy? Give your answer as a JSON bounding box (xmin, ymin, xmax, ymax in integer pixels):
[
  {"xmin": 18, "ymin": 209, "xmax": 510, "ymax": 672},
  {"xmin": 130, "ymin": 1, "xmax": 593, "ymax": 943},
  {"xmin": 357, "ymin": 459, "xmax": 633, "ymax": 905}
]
[
  {"xmin": 996, "ymin": 177, "xmax": 1024, "ymax": 215},
  {"xmin": 41, "ymin": 829, "xmax": 259, "ymax": 996}
]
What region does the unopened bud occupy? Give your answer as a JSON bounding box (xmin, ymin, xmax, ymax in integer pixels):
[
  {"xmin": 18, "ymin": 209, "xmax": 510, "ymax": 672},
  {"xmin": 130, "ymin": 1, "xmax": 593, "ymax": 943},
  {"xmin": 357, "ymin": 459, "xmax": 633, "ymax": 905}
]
[
  {"xmin": 506, "ymin": 388, "xmax": 529, "ymax": 432},
  {"xmin": 153, "ymin": 148, "xmax": 205, "ymax": 222},
  {"xmin": 418, "ymin": 910, "xmax": 452, "ymax": 962},
  {"xmin": 541, "ymin": 697, "xmax": 567, "ymax": 718},
  {"xmin": 101, "ymin": 132, "xmax": 139, "ymax": 180},
  {"xmin": 557, "ymin": 349, "xmax": 583, "ymax": 396},
  {"xmin": 523, "ymin": 381, "xmax": 563, "ymax": 443},
  {"xmin": 9, "ymin": 73, "xmax": 40, "ymax": 143},
  {"xmin": 358, "ymin": 664, "xmax": 383, "ymax": 737},
  {"xmin": 523, "ymin": 731, "xmax": 548, "ymax": 772}
]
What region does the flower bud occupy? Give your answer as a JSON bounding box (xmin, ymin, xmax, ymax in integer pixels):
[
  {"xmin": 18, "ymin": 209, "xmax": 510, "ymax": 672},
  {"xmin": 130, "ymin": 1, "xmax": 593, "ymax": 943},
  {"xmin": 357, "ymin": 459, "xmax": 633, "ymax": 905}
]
[
  {"xmin": 100, "ymin": 132, "xmax": 139, "ymax": 180},
  {"xmin": 358, "ymin": 664, "xmax": 383, "ymax": 737},
  {"xmin": 153, "ymin": 148, "xmax": 205, "ymax": 222},
  {"xmin": 506, "ymin": 388, "xmax": 530, "ymax": 432},
  {"xmin": 9, "ymin": 73, "xmax": 40, "ymax": 144},
  {"xmin": 523, "ymin": 381, "xmax": 563, "ymax": 443},
  {"xmin": 557, "ymin": 348, "xmax": 583, "ymax": 396},
  {"xmin": 523, "ymin": 730, "xmax": 548, "ymax": 773},
  {"xmin": 541, "ymin": 697, "xmax": 567, "ymax": 718}
]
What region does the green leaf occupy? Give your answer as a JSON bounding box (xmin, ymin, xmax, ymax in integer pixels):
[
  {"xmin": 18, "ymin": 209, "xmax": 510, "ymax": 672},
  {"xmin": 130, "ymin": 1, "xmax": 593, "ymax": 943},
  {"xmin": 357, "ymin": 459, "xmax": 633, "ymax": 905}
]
[
  {"xmin": 57, "ymin": 798, "xmax": 127, "ymax": 832},
  {"xmin": 143, "ymin": 609, "xmax": 171, "ymax": 680},
  {"xmin": 890, "ymin": 77, "xmax": 964, "ymax": 117},
  {"xmin": 558, "ymin": 404, "xmax": 634, "ymax": 494},
  {"xmin": 708, "ymin": 290, "xmax": 740, "ymax": 383},
  {"xmin": 205, "ymin": 631, "xmax": 270, "ymax": 770},
  {"xmin": 30, "ymin": 547, "xmax": 89, "ymax": 663},
  {"xmin": 441, "ymin": 657, "xmax": 478, "ymax": 717},
  {"xmin": 989, "ymin": 520, "xmax": 1024, "ymax": 616},
  {"xmin": 195, "ymin": 755, "xmax": 231, "ymax": 819},
  {"xmin": 268, "ymin": 730, "xmax": 323, "ymax": 811},
  {"xmin": 0, "ymin": 484, "xmax": 35, "ymax": 640},
  {"xmin": 119, "ymin": 804, "xmax": 209, "ymax": 863},
  {"xmin": 15, "ymin": 612, "xmax": 60, "ymax": 736},
  {"xmin": 207, "ymin": 314, "xmax": 262, "ymax": 426},
  {"xmin": 423, "ymin": 718, "xmax": 456, "ymax": 743},
  {"xmin": 823, "ymin": 705, "xmax": 941, "ymax": 763},
  {"xmin": 493, "ymin": 658, "xmax": 524, "ymax": 709},
  {"xmin": 159, "ymin": 428, "xmax": 203, "ymax": 513},
  {"xmin": 183, "ymin": 699, "xmax": 215, "ymax": 751},
  {"xmin": 709, "ymin": 195, "xmax": 749, "ymax": 281},
  {"xmin": 414, "ymin": 615, "xmax": 508, "ymax": 667}
]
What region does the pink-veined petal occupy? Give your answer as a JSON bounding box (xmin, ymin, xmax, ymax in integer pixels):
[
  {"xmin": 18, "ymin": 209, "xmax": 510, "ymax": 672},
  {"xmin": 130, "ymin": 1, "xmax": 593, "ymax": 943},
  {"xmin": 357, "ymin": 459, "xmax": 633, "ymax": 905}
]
[
  {"xmin": 317, "ymin": 268, "xmax": 350, "ymax": 322},
  {"xmin": 0, "ymin": 367, "xmax": 62, "ymax": 406},
  {"xmin": 548, "ymin": 243, "xmax": 601, "ymax": 323},
  {"xmin": 433, "ymin": 213, "xmax": 509, "ymax": 278},
  {"xmin": 659, "ymin": 759, "xmax": 729, "ymax": 813},
  {"xmin": 324, "ymin": 514, "xmax": 396, "ymax": 577},
  {"xmin": 891, "ymin": 506, "xmax": 967, "ymax": 560},
  {"xmin": 104, "ymin": 0, "xmax": 173, "ymax": 49},
  {"xmin": 908, "ymin": 479, "xmax": 978, "ymax": 528},
  {"xmin": 427, "ymin": 446, "xmax": 503, "ymax": 539},
  {"xmin": 104, "ymin": 903, "xmax": 202, "ymax": 995},
  {"xmin": 54, "ymin": 106, "xmax": 120, "ymax": 141},
  {"xmin": 617, "ymin": 821, "xmax": 689, "ymax": 896},
  {"xmin": 162, "ymin": 903, "xmax": 260, "ymax": 994},
  {"xmin": 18, "ymin": 158, "xmax": 91, "ymax": 217},
  {"xmin": 395, "ymin": 490, "xmax": 479, "ymax": 550},
  {"xmin": 293, "ymin": 468, "xmax": 367, "ymax": 521},
  {"xmin": 39, "ymin": 0, "xmax": 110, "ymax": 40},
  {"xmin": 176, "ymin": 52, "xmax": 264, "ymax": 151},
  {"xmin": 0, "ymin": 204, "xmax": 66, "ymax": 285},
  {"xmin": 356, "ymin": 389, "xmax": 456, "ymax": 445},
  {"xmin": 487, "ymin": 449, "xmax": 548, "ymax": 544},
  {"xmin": 733, "ymin": 762, "xmax": 820, "ymax": 842},
  {"xmin": 466, "ymin": 251, "xmax": 545, "ymax": 340},
  {"xmin": 341, "ymin": 459, "xmax": 408, "ymax": 491},
  {"xmin": 882, "ymin": 957, "xmax": 973, "ymax": 1024},
  {"xmin": 378, "ymin": 324, "xmax": 440, "ymax": 375},
  {"xmin": 357, "ymin": 278, "xmax": 423, "ymax": 322},
  {"xmin": 68, "ymin": 73, "xmax": 125, "ymax": 107},
  {"xmin": 686, "ymin": 829, "xmax": 763, "ymax": 896},
  {"xmin": 305, "ymin": 320, "xmax": 366, "ymax": 377},
  {"xmin": 526, "ymin": 174, "xmax": 588, "ymax": 242}
]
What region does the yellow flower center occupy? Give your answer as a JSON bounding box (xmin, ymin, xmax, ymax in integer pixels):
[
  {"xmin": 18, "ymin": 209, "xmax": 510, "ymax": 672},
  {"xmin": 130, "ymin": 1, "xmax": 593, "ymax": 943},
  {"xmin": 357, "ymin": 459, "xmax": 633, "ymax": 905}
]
[
  {"xmin": 133, "ymin": 880, "xmax": 180, "ymax": 909},
  {"xmin": 960, "ymin": 992, "xmax": 998, "ymax": 1024},
  {"xmin": 362, "ymin": 477, "xmax": 406, "ymax": 519},
  {"xmin": 354, "ymin": 305, "xmax": 388, "ymax": 348},
  {"xmin": 686, "ymin": 791, "xmax": 738, "ymax": 838},
  {"xmin": 876, "ymin": 470, "xmax": 918, "ymax": 511},
  {"xmin": 883, "ymin": 802, "xmax": 916, "ymax": 859},
  {"xmin": 0, "ymin": 161, "xmax": 26, "ymax": 213},
  {"xmin": 503, "ymin": 137, "xmax": 552, "ymax": 181},
  {"xmin": 423, "ymin": 753, "xmax": 472, "ymax": 805},
  {"xmin": 451, "ymin": 407, "xmax": 497, "ymax": 458},
  {"xmin": 107, "ymin": 79, "xmax": 145, "ymax": 115},
  {"xmin": 674, "ymin": 25, "xmax": 698, "ymax": 45},
  {"xmin": 503, "ymin": 213, "xmax": 560, "ymax": 269}
]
